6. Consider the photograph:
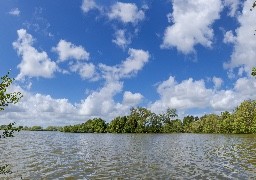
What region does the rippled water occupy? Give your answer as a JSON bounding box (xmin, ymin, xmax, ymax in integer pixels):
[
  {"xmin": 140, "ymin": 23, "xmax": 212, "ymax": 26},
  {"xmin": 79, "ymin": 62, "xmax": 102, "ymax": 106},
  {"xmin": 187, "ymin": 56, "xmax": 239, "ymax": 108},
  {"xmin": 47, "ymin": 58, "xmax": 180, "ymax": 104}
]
[{"xmin": 0, "ymin": 131, "xmax": 256, "ymax": 179}]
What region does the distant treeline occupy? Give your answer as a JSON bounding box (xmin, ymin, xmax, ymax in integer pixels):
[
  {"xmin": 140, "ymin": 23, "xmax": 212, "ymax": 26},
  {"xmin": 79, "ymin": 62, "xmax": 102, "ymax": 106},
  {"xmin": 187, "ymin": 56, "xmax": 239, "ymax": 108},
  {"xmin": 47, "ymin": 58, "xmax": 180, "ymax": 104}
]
[
  {"xmin": 0, "ymin": 125, "xmax": 61, "ymax": 132},
  {"xmin": 2, "ymin": 100, "xmax": 255, "ymax": 134},
  {"xmin": 61, "ymin": 100, "xmax": 256, "ymax": 134}
]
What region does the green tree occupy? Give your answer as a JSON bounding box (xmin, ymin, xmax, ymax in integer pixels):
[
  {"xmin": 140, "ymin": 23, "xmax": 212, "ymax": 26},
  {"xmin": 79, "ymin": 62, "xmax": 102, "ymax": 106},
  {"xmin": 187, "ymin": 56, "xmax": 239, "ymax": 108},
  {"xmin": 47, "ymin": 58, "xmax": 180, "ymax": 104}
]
[
  {"xmin": 45, "ymin": 126, "xmax": 60, "ymax": 131},
  {"xmin": 0, "ymin": 71, "xmax": 23, "ymax": 175},
  {"xmin": 30, "ymin": 126, "xmax": 43, "ymax": 131},
  {"xmin": 0, "ymin": 71, "xmax": 22, "ymax": 111},
  {"xmin": 182, "ymin": 115, "xmax": 196, "ymax": 132},
  {"xmin": 252, "ymin": 67, "xmax": 256, "ymax": 77},
  {"xmin": 200, "ymin": 114, "xmax": 221, "ymax": 133},
  {"xmin": 232, "ymin": 100, "xmax": 256, "ymax": 133},
  {"xmin": 123, "ymin": 107, "xmax": 152, "ymax": 133},
  {"xmin": 145, "ymin": 112, "xmax": 163, "ymax": 133},
  {"xmin": 162, "ymin": 119, "xmax": 183, "ymax": 133},
  {"xmin": 107, "ymin": 116, "xmax": 127, "ymax": 133},
  {"xmin": 163, "ymin": 108, "xmax": 178, "ymax": 123}
]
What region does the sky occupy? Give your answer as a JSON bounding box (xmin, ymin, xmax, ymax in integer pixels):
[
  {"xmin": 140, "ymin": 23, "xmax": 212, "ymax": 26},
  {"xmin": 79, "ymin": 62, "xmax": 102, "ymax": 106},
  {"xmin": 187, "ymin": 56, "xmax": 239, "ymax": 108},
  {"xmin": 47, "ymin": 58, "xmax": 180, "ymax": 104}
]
[{"xmin": 0, "ymin": 0, "xmax": 256, "ymax": 127}]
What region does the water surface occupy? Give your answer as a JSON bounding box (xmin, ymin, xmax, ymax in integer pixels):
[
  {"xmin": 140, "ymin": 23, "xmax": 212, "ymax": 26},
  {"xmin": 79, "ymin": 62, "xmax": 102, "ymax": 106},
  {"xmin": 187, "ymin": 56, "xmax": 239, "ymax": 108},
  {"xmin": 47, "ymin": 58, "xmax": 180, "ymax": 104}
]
[{"xmin": 0, "ymin": 131, "xmax": 256, "ymax": 179}]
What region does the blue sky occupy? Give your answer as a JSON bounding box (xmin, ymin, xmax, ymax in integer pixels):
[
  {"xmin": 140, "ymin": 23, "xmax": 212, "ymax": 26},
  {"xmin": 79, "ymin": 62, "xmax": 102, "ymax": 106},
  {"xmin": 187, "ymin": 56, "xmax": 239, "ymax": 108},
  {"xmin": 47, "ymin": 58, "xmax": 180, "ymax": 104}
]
[{"xmin": 0, "ymin": 0, "xmax": 256, "ymax": 127}]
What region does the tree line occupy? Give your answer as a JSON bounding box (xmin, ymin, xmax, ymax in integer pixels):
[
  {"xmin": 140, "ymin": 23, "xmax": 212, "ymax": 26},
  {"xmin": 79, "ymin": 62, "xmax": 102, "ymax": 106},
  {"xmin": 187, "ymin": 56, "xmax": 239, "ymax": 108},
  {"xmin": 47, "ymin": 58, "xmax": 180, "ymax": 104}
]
[
  {"xmin": 60, "ymin": 100, "xmax": 256, "ymax": 134},
  {"xmin": 8, "ymin": 100, "xmax": 255, "ymax": 134}
]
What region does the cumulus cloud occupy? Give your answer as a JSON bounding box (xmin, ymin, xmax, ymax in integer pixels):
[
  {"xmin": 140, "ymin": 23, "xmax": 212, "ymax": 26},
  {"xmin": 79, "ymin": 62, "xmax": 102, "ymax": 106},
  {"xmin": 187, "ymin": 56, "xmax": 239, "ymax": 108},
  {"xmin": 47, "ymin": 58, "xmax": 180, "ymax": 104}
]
[
  {"xmin": 223, "ymin": 30, "xmax": 236, "ymax": 44},
  {"xmin": 161, "ymin": 0, "xmax": 222, "ymax": 54},
  {"xmin": 9, "ymin": 8, "xmax": 20, "ymax": 16},
  {"xmin": 78, "ymin": 81, "xmax": 123, "ymax": 116},
  {"xmin": 223, "ymin": 0, "xmax": 240, "ymax": 17},
  {"xmin": 150, "ymin": 76, "xmax": 256, "ymax": 114},
  {"xmin": 100, "ymin": 48, "xmax": 150, "ymax": 81},
  {"xmin": 0, "ymin": 83, "xmax": 144, "ymax": 126},
  {"xmin": 0, "ymin": 84, "xmax": 84, "ymax": 127},
  {"xmin": 81, "ymin": 0, "xmax": 98, "ymax": 13},
  {"xmin": 53, "ymin": 40, "xmax": 90, "ymax": 62},
  {"xmin": 70, "ymin": 62, "xmax": 99, "ymax": 81},
  {"xmin": 212, "ymin": 76, "xmax": 223, "ymax": 89},
  {"xmin": 108, "ymin": 2, "xmax": 145, "ymax": 24},
  {"xmin": 112, "ymin": 29, "xmax": 131, "ymax": 49},
  {"xmin": 210, "ymin": 77, "xmax": 256, "ymax": 111},
  {"xmin": 151, "ymin": 77, "xmax": 212, "ymax": 112},
  {"xmin": 78, "ymin": 82, "xmax": 144, "ymax": 120},
  {"xmin": 122, "ymin": 91, "xmax": 143, "ymax": 106},
  {"xmin": 78, "ymin": 48, "xmax": 149, "ymax": 120},
  {"xmin": 224, "ymin": 0, "xmax": 256, "ymax": 75},
  {"xmin": 13, "ymin": 29, "xmax": 58, "ymax": 80}
]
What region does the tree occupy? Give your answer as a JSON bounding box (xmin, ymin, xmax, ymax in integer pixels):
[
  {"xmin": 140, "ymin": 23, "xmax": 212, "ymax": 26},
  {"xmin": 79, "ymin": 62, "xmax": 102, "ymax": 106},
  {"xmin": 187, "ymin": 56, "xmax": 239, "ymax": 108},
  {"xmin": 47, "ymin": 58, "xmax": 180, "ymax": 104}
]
[
  {"xmin": 0, "ymin": 71, "xmax": 23, "ymax": 175},
  {"xmin": 232, "ymin": 100, "xmax": 256, "ymax": 133},
  {"xmin": 107, "ymin": 116, "xmax": 127, "ymax": 133},
  {"xmin": 250, "ymin": 1, "xmax": 256, "ymax": 11},
  {"xmin": 162, "ymin": 108, "xmax": 178, "ymax": 124},
  {"xmin": 182, "ymin": 115, "xmax": 196, "ymax": 132},
  {"xmin": 0, "ymin": 71, "xmax": 22, "ymax": 111},
  {"xmin": 252, "ymin": 67, "xmax": 256, "ymax": 77}
]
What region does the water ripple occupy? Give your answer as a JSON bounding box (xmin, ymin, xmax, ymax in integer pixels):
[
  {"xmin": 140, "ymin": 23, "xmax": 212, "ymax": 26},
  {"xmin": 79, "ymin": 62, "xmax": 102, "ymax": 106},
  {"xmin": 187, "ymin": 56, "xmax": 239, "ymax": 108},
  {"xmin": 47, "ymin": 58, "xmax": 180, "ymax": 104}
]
[{"xmin": 0, "ymin": 132, "xmax": 256, "ymax": 179}]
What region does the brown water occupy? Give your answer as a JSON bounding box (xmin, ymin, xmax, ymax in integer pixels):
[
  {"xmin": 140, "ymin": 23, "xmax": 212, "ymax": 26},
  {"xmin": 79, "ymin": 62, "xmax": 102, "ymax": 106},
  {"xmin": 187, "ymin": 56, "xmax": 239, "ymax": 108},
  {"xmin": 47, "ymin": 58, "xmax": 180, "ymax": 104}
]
[{"xmin": 0, "ymin": 131, "xmax": 256, "ymax": 179}]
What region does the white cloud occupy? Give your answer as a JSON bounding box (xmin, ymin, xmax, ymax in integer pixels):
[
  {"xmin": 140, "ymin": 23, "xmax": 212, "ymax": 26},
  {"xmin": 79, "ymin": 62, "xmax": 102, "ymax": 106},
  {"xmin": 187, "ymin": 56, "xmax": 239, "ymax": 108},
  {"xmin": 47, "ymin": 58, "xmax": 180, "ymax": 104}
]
[
  {"xmin": 9, "ymin": 8, "xmax": 20, "ymax": 16},
  {"xmin": 210, "ymin": 90, "xmax": 237, "ymax": 111},
  {"xmin": 78, "ymin": 82, "xmax": 144, "ymax": 121},
  {"xmin": 122, "ymin": 91, "xmax": 143, "ymax": 106},
  {"xmin": 78, "ymin": 81, "xmax": 123, "ymax": 116},
  {"xmin": 81, "ymin": 0, "xmax": 99, "ymax": 13},
  {"xmin": 161, "ymin": 0, "xmax": 222, "ymax": 54},
  {"xmin": 223, "ymin": 0, "xmax": 240, "ymax": 17},
  {"xmin": 212, "ymin": 76, "xmax": 223, "ymax": 89},
  {"xmin": 223, "ymin": 30, "xmax": 236, "ymax": 44},
  {"xmin": 224, "ymin": 0, "xmax": 256, "ymax": 75},
  {"xmin": 70, "ymin": 62, "xmax": 99, "ymax": 81},
  {"xmin": 112, "ymin": 29, "xmax": 131, "ymax": 49},
  {"xmin": 210, "ymin": 77, "xmax": 256, "ymax": 111},
  {"xmin": 100, "ymin": 48, "xmax": 150, "ymax": 81},
  {"xmin": 0, "ymin": 84, "xmax": 84, "ymax": 127},
  {"xmin": 151, "ymin": 76, "xmax": 212, "ymax": 112},
  {"xmin": 13, "ymin": 29, "xmax": 58, "ymax": 80},
  {"xmin": 53, "ymin": 40, "xmax": 90, "ymax": 62},
  {"xmin": 150, "ymin": 76, "xmax": 256, "ymax": 114},
  {"xmin": 108, "ymin": 2, "xmax": 145, "ymax": 24},
  {"xmin": 0, "ymin": 81, "xmax": 143, "ymax": 126},
  {"xmin": 78, "ymin": 48, "xmax": 149, "ymax": 120}
]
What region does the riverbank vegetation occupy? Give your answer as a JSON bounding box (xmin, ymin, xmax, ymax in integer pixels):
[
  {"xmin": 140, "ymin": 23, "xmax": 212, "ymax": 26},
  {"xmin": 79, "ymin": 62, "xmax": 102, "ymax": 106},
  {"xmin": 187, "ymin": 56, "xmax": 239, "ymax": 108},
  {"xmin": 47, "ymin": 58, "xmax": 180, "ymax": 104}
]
[
  {"xmin": 9, "ymin": 100, "xmax": 255, "ymax": 134},
  {"xmin": 59, "ymin": 100, "xmax": 256, "ymax": 134}
]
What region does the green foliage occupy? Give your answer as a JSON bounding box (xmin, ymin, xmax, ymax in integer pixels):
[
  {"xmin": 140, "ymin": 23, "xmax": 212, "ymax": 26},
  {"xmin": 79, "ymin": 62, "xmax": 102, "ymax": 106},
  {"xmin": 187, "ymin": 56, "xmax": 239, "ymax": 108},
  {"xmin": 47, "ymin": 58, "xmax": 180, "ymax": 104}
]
[
  {"xmin": 0, "ymin": 71, "xmax": 22, "ymax": 175},
  {"xmin": 107, "ymin": 116, "xmax": 127, "ymax": 133},
  {"xmin": 0, "ymin": 164, "xmax": 11, "ymax": 175},
  {"xmin": 232, "ymin": 100, "xmax": 256, "ymax": 133},
  {"xmin": 250, "ymin": 1, "xmax": 256, "ymax": 11},
  {"xmin": 61, "ymin": 118, "xmax": 107, "ymax": 133},
  {"xmin": 30, "ymin": 126, "xmax": 43, "ymax": 131},
  {"xmin": 182, "ymin": 115, "xmax": 196, "ymax": 132},
  {"xmin": 45, "ymin": 126, "xmax": 61, "ymax": 131},
  {"xmin": 0, "ymin": 122, "xmax": 20, "ymax": 139},
  {"xmin": 145, "ymin": 112, "xmax": 162, "ymax": 133},
  {"xmin": 0, "ymin": 71, "xmax": 23, "ymax": 111},
  {"xmin": 252, "ymin": 67, "xmax": 256, "ymax": 77},
  {"xmin": 162, "ymin": 119, "xmax": 183, "ymax": 133},
  {"xmin": 60, "ymin": 101, "xmax": 256, "ymax": 134}
]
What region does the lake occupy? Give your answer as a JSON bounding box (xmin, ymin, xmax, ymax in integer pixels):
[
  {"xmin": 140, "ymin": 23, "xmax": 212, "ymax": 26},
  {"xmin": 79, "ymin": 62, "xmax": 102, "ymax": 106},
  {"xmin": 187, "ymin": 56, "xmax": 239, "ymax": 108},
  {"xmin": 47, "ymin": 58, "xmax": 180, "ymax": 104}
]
[{"xmin": 0, "ymin": 131, "xmax": 256, "ymax": 179}]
